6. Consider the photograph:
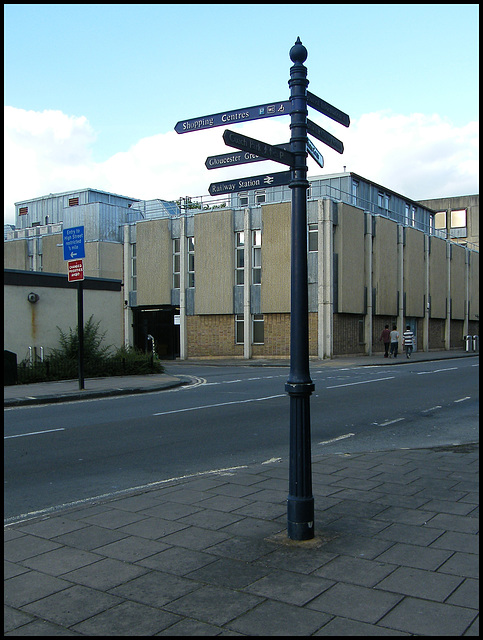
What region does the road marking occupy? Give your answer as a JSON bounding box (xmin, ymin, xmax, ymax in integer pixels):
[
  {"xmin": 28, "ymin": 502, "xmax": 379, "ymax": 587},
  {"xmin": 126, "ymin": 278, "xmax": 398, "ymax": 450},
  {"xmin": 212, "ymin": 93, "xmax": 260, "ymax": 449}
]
[
  {"xmin": 262, "ymin": 457, "xmax": 282, "ymax": 464},
  {"xmin": 318, "ymin": 433, "xmax": 354, "ymax": 445},
  {"xmin": 378, "ymin": 418, "xmax": 405, "ymax": 427},
  {"xmin": 422, "ymin": 406, "xmax": 442, "ymax": 413},
  {"xmin": 4, "ymin": 464, "xmax": 249, "ymax": 526},
  {"xmin": 454, "ymin": 396, "xmax": 471, "ymax": 403},
  {"xmin": 326, "ymin": 376, "xmax": 395, "ymax": 389},
  {"xmin": 417, "ymin": 367, "xmax": 458, "ymax": 375},
  {"xmin": 153, "ymin": 394, "xmax": 285, "ymax": 416},
  {"xmin": 4, "ymin": 428, "xmax": 65, "ymax": 440}
]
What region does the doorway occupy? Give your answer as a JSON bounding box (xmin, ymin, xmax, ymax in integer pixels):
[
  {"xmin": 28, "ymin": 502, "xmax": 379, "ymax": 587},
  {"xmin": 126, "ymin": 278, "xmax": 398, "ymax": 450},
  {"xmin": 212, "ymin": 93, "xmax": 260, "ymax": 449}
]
[{"xmin": 132, "ymin": 306, "xmax": 180, "ymax": 360}]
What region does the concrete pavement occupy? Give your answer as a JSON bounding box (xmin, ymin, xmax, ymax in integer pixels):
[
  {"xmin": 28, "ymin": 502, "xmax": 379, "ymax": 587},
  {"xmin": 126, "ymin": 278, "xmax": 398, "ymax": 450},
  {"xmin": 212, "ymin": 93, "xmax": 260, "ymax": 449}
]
[{"xmin": 4, "ymin": 349, "xmax": 479, "ymax": 635}]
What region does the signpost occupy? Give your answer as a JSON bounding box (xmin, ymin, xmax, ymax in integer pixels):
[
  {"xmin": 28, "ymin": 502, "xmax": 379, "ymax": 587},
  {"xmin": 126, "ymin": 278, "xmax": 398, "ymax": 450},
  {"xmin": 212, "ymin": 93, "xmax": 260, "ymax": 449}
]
[
  {"xmin": 174, "ymin": 37, "xmax": 349, "ymax": 540},
  {"xmin": 175, "ymin": 101, "xmax": 290, "ymax": 134},
  {"xmin": 209, "ymin": 171, "xmax": 292, "ymax": 196},
  {"xmin": 205, "ymin": 143, "xmax": 291, "ymax": 170},
  {"xmin": 307, "ymin": 90, "xmax": 350, "ymax": 127},
  {"xmin": 62, "ymin": 226, "xmax": 86, "ymax": 390},
  {"xmin": 307, "ymin": 138, "xmax": 324, "ymax": 169},
  {"xmin": 222, "ymin": 130, "xmax": 296, "ymax": 167},
  {"xmin": 307, "ymin": 119, "xmax": 344, "ymax": 154}
]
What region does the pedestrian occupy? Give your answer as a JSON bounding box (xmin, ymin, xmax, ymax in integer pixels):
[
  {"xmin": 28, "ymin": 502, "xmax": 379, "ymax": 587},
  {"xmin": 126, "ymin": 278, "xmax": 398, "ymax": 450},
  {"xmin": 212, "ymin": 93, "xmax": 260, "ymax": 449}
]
[
  {"xmin": 389, "ymin": 324, "xmax": 399, "ymax": 358},
  {"xmin": 379, "ymin": 324, "xmax": 391, "ymax": 358},
  {"xmin": 403, "ymin": 325, "xmax": 415, "ymax": 358}
]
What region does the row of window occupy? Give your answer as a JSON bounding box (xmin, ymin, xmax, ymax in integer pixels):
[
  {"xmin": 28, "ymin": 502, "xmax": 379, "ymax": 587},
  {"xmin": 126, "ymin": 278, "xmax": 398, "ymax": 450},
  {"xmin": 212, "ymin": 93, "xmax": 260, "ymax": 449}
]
[
  {"xmin": 434, "ymin": 209, "xmax": 467, "ymax": 230},
  {"xmin": 131, "ymin": 209, "xmax": 466, "ymax": 294},
  {"xmin": 235, "ymin": 314, "xmax": 264, "ymax": 344},
  {"xmin": 130, "ymin": 227, "xmax": 319, "ymax": 294}
]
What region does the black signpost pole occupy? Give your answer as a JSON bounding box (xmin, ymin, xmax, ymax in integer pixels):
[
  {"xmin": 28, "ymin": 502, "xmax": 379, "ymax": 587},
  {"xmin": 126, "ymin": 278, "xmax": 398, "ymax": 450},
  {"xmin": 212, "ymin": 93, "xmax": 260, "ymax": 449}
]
[
  {"xmin": 286, "ymin": 38, "xmax": 315, "ymax": 541},
  {"xmin": 77, "ymin": 280, "xmax": 84, "ymax": 390},
  {"xmin": 173, "ymin": 36, "xmax": 349, "ymax": 542}
]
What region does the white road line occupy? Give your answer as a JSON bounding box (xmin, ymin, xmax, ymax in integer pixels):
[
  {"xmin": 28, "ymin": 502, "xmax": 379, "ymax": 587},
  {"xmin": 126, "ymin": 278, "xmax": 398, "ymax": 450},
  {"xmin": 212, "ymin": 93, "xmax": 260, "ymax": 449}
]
[
  {"xmin": 4, "ymin": 464, "xmax": 249, "ymax": 527},
  {"xmin": 454, "ymin": 396, "xmax": 471, "ymax": 403},
  {"xmin": 4, "ymin": 428, "xmax": 65, "ymax": 440},
  {"xmin": 318, "ymin": 433, "xmax": 355, "ymax": 446},
  {"xmin": 153, "ymin": 394, "xmax": 285, "ymax": 416},
  {"xmin": 326, "ymin": 376, "xmax": 395, "ymax": 389},
  {"xmin": 262, "ymin": 457, "xmax": 282, "ymax": 464},
  {"xmin": 417, "ymin": 367, "xmax": 458, "ymax": 375},
  {"xmin": 421, "ymin": 406, "xmax": 442, "ymax": 413},
  {"xmin": 378, "ymin": 418, "xmax": 405, "ymax": 427}
]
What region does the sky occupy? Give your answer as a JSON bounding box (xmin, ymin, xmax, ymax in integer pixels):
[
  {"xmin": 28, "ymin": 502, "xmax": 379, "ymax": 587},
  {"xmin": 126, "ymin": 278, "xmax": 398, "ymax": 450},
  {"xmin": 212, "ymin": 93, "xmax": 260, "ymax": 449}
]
[{"xmin": 4, "ymin": 4, "xmax": 479, "ymax": 225}]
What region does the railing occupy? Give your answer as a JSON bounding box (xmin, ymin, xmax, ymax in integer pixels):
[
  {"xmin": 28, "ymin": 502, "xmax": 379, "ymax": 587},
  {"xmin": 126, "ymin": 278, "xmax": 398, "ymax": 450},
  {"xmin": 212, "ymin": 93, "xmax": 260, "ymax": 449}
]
[{"xmin": 16, "ymin": 356, "xmax": 163, "ymax": 385}]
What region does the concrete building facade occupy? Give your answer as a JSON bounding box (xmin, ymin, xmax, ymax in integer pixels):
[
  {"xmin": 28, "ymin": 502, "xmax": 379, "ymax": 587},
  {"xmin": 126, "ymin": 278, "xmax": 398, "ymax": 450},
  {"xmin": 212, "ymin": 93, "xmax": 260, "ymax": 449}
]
[{"xmin": 4, "ymin": 178, "xmax": 479, "ymax": 362}]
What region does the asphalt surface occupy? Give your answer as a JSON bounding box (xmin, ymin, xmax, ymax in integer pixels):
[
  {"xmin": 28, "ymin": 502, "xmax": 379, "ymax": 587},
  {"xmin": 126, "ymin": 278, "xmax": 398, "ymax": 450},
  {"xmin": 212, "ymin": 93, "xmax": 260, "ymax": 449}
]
[{"xmin": 4, "ymin": 349, "xmax": 479, "ymax": 636}]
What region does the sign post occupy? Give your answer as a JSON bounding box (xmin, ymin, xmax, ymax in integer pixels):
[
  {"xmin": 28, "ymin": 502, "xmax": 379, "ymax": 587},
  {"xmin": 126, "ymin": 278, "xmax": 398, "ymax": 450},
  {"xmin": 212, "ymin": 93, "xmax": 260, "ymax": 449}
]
[
  {"xmin": 173, "ymin": 38, "xmax": 349, "ymax": 541},
  {"xmin": 63, "ymin": 226, "xmax": 85, "ymax": 390},
  {"xmin": 285, "ymin": 38, "xmax": 315, "ymax": 541}
]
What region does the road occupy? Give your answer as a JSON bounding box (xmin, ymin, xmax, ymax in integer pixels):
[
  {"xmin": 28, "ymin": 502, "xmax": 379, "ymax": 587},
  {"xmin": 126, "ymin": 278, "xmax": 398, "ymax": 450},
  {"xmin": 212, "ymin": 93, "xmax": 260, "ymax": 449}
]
[{"xmin": 4, "ymin": 356, "xmax": 479, "ymax": 523}]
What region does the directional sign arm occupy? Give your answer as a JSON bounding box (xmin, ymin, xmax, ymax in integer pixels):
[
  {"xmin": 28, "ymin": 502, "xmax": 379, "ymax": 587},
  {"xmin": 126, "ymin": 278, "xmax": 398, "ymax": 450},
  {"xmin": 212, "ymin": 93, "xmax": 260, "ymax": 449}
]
[
  {"xmin": 175, "ymin": 100, "xmax": 291, "ymax": 134},
  {"xmin": 209, "ymin": 171, "xmax": 292, "ymax": 196},
  {"xmin": 205, "ymin": 143, "xmax": 291, "ymax": 170},
  {"xmin": 223, "ymin": 130, "xmax": 295, "ymax": 167},
  {"xmin": 307, "ymin": 119, "xmax": 344, "ymax": 154},
  {"xmin": 307, "ymin": 91, "xmax": 350, "ymax": 127}
]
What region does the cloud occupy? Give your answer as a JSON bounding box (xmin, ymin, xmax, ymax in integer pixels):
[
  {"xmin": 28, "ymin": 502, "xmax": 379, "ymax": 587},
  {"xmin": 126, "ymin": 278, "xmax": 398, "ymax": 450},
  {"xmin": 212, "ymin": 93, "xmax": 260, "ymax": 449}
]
[
  {"xmin": 340, "ymin": 111, "xmax": 479, "ymax": 200},
  {"xmin": 4, "ymin": 106, "xmax": 479, "ymax": 225}
]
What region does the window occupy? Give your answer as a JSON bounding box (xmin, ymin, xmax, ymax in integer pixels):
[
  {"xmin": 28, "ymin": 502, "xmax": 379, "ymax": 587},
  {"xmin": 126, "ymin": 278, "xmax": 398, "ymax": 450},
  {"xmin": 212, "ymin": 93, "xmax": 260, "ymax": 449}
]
[
  {"xmin": 187, "ymin": 236, "xmax": 195, "ymax": 288},
  {"xmin": 378, "ymin": 192, "xmax": 389, "ymax": 210},
  {"xmin": 434, "ymin": 212, "xmax": 446, "ymax": 229},
  {"xmin": 404, "ymin": 204, "xmax": 410, "ymax": 225},
  {"xmin": 253, "ymin": 314, "xmax": 264, "ymax": 344},
  {"xmin": 255, "ymin": 191, "xmax": 266, "ymax": 204},
  {"xmin": 252, "ymin": 230, "xmax": 261, "ymax": 284},
  {"xmin": 411, "ymin": 206, "xmax": 416, "ymax": 227},
  {"xmin": 68, "ymin": 197, "xmax": 79, "ymax": 207},
  {"xmin": 450, "ymin": 209, "xmax": 466, "ymax": 228},
  {"xmin": 308, "ymin": 223, "xmax": 318, "ymax": 252},
  {"xmin": 239, "ymin": 192, "xmax": 249, "ymax": 206},
  {"xmin": 131, "ymin": 244, "xmax": 137, "ymax": 292},
  {"xmin": 351, "ymin": 180, "xmax": 359, "ymax": 206},
  {"xmin": 173, "ymin": 238, "xmax": 180, "ymax": 288},
  {"xmin": 235, "ymin": 231, "xmax": 244, "ymax": 285},
  {"xmin": 235, "ymin": 315, "xmax": 244, "ymax": 344},
  {"xmin": 19, "ymin": 207, "xmax": 28, "ymax": 215}
]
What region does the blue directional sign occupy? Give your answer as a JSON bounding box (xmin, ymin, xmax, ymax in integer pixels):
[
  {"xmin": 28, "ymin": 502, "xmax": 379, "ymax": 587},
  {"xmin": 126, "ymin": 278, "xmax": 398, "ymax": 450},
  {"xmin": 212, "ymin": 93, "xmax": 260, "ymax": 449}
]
[
  {"xmin": 175, "ymin": 101, "xmax": 291, "ymax": 134},
  {"xmin": 307, "ymin": 91, "xmax": 350, "ymax": 127},
  {"xmin": 206, "ymin": 143, "xmax": 291, "ymax": 170},
  {"xmin": 223, "ymin": 130, "xmax": 295, "ymax": 167},
  {"xmin": 307, "ymin": 119, "xmax": 344, "ymax": 154},
  {"xmin": 63, "ymin": 226, "xmax": 85, "ymax": 261},
  {"xmin": 209, "ymin": 171, "xmax": 292, "ymax": 196},
  {"xmin": 307, "ymin": 139, "xmax": 324, "ymax": 168}
]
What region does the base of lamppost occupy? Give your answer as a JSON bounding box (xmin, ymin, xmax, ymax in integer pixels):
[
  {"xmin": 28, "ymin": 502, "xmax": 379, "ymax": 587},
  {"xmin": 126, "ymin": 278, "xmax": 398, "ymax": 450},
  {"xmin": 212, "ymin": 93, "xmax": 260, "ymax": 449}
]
[{"xmin": 287, "ymin": 495, "xmax": 315, "ymax": 540}]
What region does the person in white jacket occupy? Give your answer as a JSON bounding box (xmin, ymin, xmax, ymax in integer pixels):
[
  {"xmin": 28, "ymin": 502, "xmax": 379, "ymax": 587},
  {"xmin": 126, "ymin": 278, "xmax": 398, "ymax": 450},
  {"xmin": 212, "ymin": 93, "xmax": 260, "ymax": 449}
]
[{"xmin": 389, "ymin": 325, "xmax": 399, "ymax": 358}]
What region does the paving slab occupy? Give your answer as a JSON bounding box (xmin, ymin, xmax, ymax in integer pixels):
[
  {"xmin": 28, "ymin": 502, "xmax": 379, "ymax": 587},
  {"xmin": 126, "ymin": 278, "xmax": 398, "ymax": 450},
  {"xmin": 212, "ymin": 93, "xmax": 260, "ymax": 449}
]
[{"xmin": 4, "ymin": 359, "xmax": 479, "ymax": 637}]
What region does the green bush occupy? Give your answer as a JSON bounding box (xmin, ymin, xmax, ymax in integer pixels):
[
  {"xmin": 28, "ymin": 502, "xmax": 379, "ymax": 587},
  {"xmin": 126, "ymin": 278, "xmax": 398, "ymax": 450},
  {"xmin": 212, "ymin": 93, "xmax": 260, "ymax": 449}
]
[{"xmin": 17, "ymin": 317, "xmax": 164, "ymax": 383}]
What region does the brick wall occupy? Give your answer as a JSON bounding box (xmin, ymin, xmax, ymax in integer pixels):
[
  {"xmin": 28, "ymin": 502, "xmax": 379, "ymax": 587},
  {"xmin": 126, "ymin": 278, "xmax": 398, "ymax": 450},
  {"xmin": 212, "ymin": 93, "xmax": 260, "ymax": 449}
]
[{"xmin": 187, "ymin": 315, "xmax": 243, "ymax": 357}]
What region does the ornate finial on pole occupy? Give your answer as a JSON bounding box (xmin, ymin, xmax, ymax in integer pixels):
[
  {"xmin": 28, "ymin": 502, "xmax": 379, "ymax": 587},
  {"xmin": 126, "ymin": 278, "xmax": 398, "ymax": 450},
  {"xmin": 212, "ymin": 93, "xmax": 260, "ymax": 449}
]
[{"xmin": 290, "ymin": 37, "xmax": 308, "ymax": 64}]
